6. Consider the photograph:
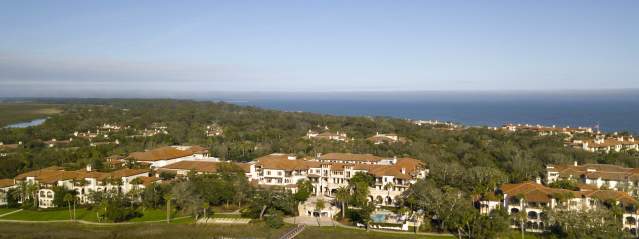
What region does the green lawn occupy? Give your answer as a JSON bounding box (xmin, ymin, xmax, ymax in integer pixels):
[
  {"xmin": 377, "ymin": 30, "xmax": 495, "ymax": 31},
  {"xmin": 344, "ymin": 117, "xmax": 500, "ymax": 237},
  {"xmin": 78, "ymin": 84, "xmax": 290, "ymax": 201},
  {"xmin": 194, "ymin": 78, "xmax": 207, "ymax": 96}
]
[
  {"xmin": 1, "ymin": 208, "xmax": 178, "ymax": 223},
  {"xmin": 129, "ymin": 208, "xmax": 176, "ymax": 222},
  {"xmin": 1, "ymin": 208, "xmax": 97, "ymax": 221},
  {"xmin": 0, "ymin": 208, "xmax": 185, "ymax": 223},
  {"xmin": 297, "ymin": 226, "xmax": 454, "ymax": 239},
  {"xmin": 0, "ymin": 221, "xmax": 293, "ymax": 239}
]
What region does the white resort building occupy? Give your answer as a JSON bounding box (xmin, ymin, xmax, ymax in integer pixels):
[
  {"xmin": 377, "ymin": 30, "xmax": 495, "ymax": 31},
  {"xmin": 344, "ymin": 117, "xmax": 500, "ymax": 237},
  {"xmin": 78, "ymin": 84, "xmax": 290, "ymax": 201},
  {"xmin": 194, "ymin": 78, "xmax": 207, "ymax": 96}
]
[
  {"xmin": 502, "ymin": 123, "xmax": 593, "ymax": 137},
  {"xmin": 569, "ymin": 135, "xmax": 638, "ymax": 153},
  {"xmin": 305, "ymin": 130, "xmax": 350, "ymax": 142},
  {"xmin": 11, "ymin": 166, "xmax": 158, "ymax": 208},
  {"xmin": 546, "ymin": 161, "xmax": 639, "ymax": 195},
  {"xmin": 367, "ymin": 133, "xmax": 407, "ymax": 144},
  {"xmin": 126, "ymin": 145, "xmax": 214, "ymax": 168},
  {"xmin": 158, "ymin": 152, "xmax": 428, "ymax": 207},
  {"xmin": 479, "ymin": 181, "xmax": 639, "ymax": 233}
]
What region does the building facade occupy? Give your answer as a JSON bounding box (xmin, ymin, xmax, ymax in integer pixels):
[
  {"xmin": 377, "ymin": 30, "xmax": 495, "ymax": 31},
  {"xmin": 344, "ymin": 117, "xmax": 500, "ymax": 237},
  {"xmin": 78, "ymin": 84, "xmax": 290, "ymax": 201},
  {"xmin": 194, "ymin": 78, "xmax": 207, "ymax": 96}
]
[
  {"xmin": 479, "ymin": 182, "xmax": 639, "ymax": 233},
  {"xmin": 160, "ymin": 152, "xmax": 428, "ymax": 207},
  {"xmin": 13, "ymin": 166, "xmax": 157, "ymax": 208}
]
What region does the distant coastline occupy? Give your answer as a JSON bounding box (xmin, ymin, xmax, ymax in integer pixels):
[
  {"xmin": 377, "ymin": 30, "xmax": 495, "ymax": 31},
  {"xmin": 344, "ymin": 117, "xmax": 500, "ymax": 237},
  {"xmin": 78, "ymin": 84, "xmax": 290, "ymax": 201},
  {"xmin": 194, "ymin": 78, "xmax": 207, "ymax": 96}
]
[{"xmin": 224, "ymin": 92, "xmax": 639, "ymax": 134}]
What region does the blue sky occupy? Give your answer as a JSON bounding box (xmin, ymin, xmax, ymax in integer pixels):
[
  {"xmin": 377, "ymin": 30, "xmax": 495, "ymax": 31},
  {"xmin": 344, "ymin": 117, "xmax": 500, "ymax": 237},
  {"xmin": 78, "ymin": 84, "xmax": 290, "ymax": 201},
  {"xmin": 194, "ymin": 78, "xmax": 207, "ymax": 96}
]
[{"xmin": 0, "ymin": 1, "xmax": 638, "ymax": 96}]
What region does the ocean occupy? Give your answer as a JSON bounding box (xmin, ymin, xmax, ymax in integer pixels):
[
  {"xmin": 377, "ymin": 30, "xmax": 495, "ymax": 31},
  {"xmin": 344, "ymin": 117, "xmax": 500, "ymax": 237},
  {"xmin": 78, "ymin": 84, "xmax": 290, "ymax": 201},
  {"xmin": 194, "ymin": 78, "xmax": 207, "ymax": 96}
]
[{"xmin": 213, "ymin": 91, "xmax": 639, "ymax": 134}]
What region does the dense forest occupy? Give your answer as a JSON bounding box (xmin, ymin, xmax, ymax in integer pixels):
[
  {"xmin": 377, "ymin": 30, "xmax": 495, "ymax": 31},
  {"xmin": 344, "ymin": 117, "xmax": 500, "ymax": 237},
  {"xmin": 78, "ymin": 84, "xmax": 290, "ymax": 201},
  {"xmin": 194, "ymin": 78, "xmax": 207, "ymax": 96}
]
[{"xmin": 2, "ymin": 99, "xmax": 636, "ymax": 181}]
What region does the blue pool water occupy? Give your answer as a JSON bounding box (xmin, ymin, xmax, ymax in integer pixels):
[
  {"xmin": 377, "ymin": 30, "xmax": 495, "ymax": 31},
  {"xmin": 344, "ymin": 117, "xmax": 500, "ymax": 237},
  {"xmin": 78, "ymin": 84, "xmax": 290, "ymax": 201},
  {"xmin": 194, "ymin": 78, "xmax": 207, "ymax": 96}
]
[{"xmin": 371, "ymin": 214, "xmax": 386, "ymax": 223}]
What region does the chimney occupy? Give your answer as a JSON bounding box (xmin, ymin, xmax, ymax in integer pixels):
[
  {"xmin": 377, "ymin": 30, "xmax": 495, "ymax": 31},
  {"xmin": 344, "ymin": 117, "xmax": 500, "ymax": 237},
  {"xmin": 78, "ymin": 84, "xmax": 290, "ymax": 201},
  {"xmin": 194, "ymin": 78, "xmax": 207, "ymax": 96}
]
[
  {"xmin": 535, "ymin": 177, "xmax": 541, "ymax": 184},
  {"xmin": 574, "ymin": 161, "xmax": 578, "ymax": 166},
  {"xmin": 401, "ymin": 168, "xmax": 406, "ymax": 174},
  {"xmin": 393, "ymin": 156, "xmax": 398, "ymax": 164},
  {"xmin": 86, "ymin": 164, "xmax": 92, "ymax": 172},
  {"xmin": 316, "ymin": 153, "xmax": 322, "ymax": 159}
]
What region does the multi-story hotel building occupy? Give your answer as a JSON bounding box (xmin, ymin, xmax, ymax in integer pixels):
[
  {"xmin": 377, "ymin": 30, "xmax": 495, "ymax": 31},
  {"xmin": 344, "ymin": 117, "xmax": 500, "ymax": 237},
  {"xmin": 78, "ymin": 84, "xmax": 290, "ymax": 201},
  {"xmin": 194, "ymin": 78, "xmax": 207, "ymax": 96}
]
[
  {"xmin": 126, "ymin": 145, "xmax": 213, "ymax": 168},
  {"xmin": 159, "ymin": 152, "xmax": 428, "ymax": 207},
  {"xmin": 546, "ymin": 161, "xmax": 639, "ymax": 195},
  {"xmin": 12, "ymin": 166, "xmax": 158, "ymax": 208},
  {"xmin": 479, "ymin": 181, "xmax": 639, "ymax": 233},
  {"xmin": 569, "ymin": 135, "xmax": 638, "ymax": 153}
]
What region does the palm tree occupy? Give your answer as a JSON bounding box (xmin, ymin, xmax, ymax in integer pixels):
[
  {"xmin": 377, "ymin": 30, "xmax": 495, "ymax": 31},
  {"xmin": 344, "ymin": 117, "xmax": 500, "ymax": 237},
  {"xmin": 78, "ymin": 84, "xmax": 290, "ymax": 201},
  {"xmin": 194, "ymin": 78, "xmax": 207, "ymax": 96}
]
[
  {"xmin": 513, "ymin": 210, "xmax": 527, "ymax": 239},
  {"xmin": 14, "ymin": 181, "xmax": 28, "ymax": 204},
  {"xmin": 97, "ymin": 199, "xmax": 108, "ymax": 222},
  {"xmin": 335, "ymin": 186, "xmax": 350, "ymax": 219},
  {"xmin": 164, "ymin": 193, "xmax": 173, "ymax": 224},
  {"xmin": 383, "ymin": 182, "xmax": 395, "ymax": 205},
  {"xmin": 63, "ymin": 193, "xmax": 73, "ymax": 220},
  {"xmin": 202, "ymin": 202, "xmax": 210, "ymax": 221},
  {"xmin": 315, "ymin": 198, "xmax": 326, "ymax": 226},
  {"xmin": 26, "ymin": 182, "xmax": 39, "ymax": 208}
]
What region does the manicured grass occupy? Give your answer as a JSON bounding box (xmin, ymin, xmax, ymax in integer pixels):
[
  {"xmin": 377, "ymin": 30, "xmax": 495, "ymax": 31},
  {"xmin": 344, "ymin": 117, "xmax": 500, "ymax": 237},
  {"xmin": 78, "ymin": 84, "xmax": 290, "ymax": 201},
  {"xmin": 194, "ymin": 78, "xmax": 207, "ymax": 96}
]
[
  {"xmin": 297, "ymin": 226, "xmax": 454, "ymax": 239},
  {"xmin": 0, "ymin": 103, "xmax": 62, "ymax": 126},
  {"xmin": 0, "ymin": 208, "xmax": 182, "ymax": 223},
  {"xmin": 129, "ymin": 208, "xmax": 175, "ymax": 222},
  {"xmin": 1, "ymin": 208, "xmax": 96, "ymax": 221},
  {"xmin": 0, "ymin": 221, "xmax": 293, "ymax": 239}
]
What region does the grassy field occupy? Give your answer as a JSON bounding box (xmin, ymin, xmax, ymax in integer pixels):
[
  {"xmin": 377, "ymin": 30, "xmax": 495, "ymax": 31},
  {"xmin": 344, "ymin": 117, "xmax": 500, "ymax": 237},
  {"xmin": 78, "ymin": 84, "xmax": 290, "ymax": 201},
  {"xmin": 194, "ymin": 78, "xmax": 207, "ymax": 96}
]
[
  {"xmin": 0, "ymin": 208, "xmax": 180, "ymax": 223},
  {"xmin": 1, "ymin": 208, "xmax": 97, "ymax": 221},
  {"xmin": 129, "ymin": 208, "xmax": 175, "ymax": 222},
  {"xmin": 0, "ymin": 103, "xmax": 62, "ymax": 127},
  {"xmin": 0, "ymin": 222, "xmax": 294, "ymax": 239}
]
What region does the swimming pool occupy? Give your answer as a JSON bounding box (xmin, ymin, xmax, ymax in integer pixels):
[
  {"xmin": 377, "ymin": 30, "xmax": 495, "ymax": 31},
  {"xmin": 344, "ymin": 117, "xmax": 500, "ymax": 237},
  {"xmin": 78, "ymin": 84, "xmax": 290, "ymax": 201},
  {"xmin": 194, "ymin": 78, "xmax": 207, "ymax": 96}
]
[{"xmin": 371, "ymin": 213, "xmax": 386, "ymax": 223}]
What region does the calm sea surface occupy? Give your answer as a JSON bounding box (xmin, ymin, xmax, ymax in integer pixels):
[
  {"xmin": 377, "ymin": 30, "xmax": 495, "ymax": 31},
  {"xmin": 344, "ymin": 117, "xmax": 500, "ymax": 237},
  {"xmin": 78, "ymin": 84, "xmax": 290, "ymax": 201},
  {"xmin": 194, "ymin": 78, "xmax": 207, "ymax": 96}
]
[{"xmin": 224, "ymin": 92, "xmax": 639, "ymax": 134}]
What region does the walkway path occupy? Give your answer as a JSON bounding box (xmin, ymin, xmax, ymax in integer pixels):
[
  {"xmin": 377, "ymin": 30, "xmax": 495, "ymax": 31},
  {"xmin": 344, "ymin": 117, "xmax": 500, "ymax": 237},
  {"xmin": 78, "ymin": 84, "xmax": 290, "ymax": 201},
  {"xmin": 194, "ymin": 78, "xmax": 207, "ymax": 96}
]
[
  {"xmin": 279, "ymin": 225, "xmax": 305, "ymax": 239},
  {"xmin": 0, "ymin": 209, "xmax": 22, "ymax": 218},
  {"xmin": 196, "ymin": 217, "xmax": 250, "ymax": 224}
]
